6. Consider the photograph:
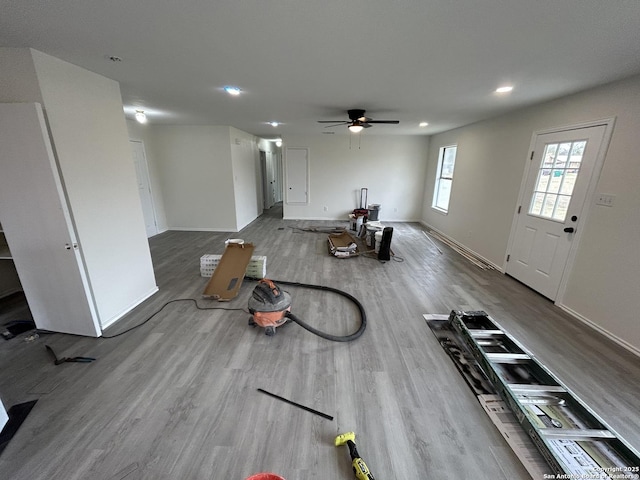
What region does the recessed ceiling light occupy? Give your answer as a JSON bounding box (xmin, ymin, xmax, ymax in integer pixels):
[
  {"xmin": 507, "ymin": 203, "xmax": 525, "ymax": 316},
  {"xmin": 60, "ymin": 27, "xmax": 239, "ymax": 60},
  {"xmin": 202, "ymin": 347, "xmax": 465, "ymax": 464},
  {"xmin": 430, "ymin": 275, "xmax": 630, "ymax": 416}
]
[
  {"xmin": 223, "ymin": 86, "xmax": 242, "ymax": 96},
  {"xmin": 269, "ymin": 121, "xmax": 279, "ymax": 127},
  {"xmin": 135, "ymin": 110, "xmax": 147, "ymax": 124},
  {"xmin": 496, "ymin": 85, "xmax": 514, "ymax": 93},
  {"xmin": 419, "ymin": 122, "xmax": 429, "ymax": 127}
]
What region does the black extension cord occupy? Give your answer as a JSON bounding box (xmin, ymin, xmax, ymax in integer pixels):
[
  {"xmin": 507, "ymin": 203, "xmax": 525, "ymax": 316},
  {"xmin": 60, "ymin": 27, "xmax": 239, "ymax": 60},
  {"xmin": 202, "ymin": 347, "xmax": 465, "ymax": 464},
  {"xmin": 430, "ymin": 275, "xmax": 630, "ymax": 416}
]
[
  {"xmin": 102, "ymin": 279, "xmax": 367, "ymax": 342},
  {"xmin": 260, "ymin": 278, "xmax": 367, "ymax": 342}
]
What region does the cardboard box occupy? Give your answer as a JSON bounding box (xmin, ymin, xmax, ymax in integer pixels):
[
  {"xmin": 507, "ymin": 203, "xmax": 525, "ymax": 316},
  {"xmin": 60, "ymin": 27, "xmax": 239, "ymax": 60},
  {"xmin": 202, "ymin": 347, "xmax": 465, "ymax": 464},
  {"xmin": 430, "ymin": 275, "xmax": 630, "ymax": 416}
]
[
  {"xmin": 202, "ymin": 243, "xmax": 255, "ymax": 300},
  {"xmin": 200, "ymin": 254, "xmax": 266, "ymax": 278},
  {"xmin": 328, "ymin": 230, "xmax": 359, "ymax": 258},
  {"xmin": 478, "ymin": 394, "xmax": 552, "ymax": 479}
]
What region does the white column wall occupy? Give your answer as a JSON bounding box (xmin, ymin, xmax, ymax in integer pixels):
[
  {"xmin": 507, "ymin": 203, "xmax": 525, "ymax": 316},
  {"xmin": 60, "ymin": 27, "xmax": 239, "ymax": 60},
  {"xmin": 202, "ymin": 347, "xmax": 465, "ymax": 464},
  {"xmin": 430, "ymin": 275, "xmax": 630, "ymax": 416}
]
[{"xmin": 31, "ymin": 50, "xmax": 158, "ymax": 328}]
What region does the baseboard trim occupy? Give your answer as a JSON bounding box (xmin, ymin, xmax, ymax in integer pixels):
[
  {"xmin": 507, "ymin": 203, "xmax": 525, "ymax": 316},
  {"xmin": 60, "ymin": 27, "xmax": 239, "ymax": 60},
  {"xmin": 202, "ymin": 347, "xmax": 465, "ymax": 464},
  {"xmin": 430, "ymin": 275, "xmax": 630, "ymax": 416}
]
[
  {"xmin": 168, "ymin": 227, "xmax": 237, "ymax": 233},
  {"xmin": 99, "ymin": 286, "xmax": 159, "ymax": 332},
  {"xmin": 419, "ymin": 221, "xmax": 503, "ymax": 272},
  {"xmin": 558, "ymin": 304, "xmax": 640, "ymax": 358}
]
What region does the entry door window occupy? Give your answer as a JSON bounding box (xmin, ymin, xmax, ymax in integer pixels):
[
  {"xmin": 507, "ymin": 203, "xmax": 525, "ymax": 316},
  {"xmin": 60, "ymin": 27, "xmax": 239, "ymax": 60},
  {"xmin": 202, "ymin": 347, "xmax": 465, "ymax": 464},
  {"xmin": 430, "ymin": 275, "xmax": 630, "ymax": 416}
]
[{"xmin": 529, "ymin": 140, "xmax": 586, "ymax": 222}]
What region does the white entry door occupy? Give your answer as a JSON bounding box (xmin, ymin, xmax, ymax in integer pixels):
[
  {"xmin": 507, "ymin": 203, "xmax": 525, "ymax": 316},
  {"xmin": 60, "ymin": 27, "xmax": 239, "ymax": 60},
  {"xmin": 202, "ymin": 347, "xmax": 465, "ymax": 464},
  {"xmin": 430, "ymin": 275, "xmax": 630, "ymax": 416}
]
[
  {"xmin": 506, "ymin": 124, "xmax": 608, "ymax": 300},
  {"xmin": 130, "ymin": 140, "xmax": 158, "ymax": 237},
  {"xmin": 285, "ymin": 147, "xmax": 309, "ymax": 204}
]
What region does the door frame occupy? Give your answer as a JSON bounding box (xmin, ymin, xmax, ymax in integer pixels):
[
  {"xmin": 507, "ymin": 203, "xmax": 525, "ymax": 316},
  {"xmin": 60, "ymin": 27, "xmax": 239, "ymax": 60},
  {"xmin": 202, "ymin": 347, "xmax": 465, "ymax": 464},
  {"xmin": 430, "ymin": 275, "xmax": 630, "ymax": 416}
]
[
  {"xmin": 284, "ymin": 147, "xmax": 310, "ymax": 205},
  {"xmin": 129, "ymin": 139, "xmax": 158, "ymax": 237},
  {"xmin": 505, "ymin": 118, "xmax": 616, "ymax": 304}
]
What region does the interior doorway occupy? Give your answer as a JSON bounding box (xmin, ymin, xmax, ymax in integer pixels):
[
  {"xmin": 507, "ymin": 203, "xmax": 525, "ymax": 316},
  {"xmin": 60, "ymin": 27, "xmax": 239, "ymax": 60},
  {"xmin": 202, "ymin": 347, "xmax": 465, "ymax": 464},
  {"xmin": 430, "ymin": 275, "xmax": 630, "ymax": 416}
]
[
  {"xmin": 506, "ymin": 120, "xmax": 613, "ymax": 301},
  {"xmin": 260, "ymin": 149, "xmax": 283, "ymax": 218},
  {"xmin": 130, "ymin": 140, "xmax": 158, "ymax": 238}
]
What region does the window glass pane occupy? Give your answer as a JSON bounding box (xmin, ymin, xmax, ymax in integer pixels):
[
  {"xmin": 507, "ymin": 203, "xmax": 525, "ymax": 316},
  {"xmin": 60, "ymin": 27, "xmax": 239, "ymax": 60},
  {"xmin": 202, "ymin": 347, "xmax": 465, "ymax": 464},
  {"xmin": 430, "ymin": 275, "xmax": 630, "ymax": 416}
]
[
  {"xmin": 435, "ymin": 179, "xmax": 452, "ymax": 210},
  {"xmin": 543, "ymin": 144, "xmax": 557, "ymax": 168},
  {"xmin": 554, "ymin": 195, "xmax": 570, "ymax": 221},
  {"xmin": 542, "ymin": 194, "xmax": 557, "ymax": 217},
  {"xmin": 560, "ymin": 170, "xmax": 578, "ymax": 195},
  {"xmin": 530, "ymin": 192, "xmax": 545, "ymax": 215},
  {"xmin": 548, "ymin": 170, "xmax": 564, "ymax": 193},
  {"xmin": 441, "ymin": 147, "xmax": 457, "ymax": 178},
  {"xmin": 432, "ymin": 145, "xmax": 457, "ymax": 212},
  {"xmin": 534, "ymin": 169, "xmax": 550, "ymax": 192}
]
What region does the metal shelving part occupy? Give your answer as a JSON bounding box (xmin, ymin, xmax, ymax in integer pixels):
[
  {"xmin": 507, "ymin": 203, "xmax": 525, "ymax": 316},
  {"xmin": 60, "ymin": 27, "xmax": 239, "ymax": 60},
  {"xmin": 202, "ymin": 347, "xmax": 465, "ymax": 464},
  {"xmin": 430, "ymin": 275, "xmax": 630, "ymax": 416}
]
[{"xmin": 448, "ymin": 310, "xmax": 640, "ymax": 478}]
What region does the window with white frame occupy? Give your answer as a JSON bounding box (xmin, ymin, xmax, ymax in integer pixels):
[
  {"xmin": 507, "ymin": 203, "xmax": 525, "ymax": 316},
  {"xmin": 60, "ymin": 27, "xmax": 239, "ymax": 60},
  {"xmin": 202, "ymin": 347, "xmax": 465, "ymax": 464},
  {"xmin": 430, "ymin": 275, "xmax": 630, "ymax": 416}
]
[{"xmin": 432, "ymin": 145, "xmax": 457, "ymax": 213}]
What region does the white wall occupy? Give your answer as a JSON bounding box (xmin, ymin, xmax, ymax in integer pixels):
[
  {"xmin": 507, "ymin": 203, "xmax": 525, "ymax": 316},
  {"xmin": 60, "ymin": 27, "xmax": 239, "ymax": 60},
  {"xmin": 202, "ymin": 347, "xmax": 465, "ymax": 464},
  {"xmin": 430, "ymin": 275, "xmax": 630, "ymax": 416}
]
[
  {"xmin": 423, "ymin": 74, "xmax": 640, "ymax": 353},
  {"xmin": 30, "ymin": 50, "xmax": 158, "ymax": 328},
  {"xmin": 0, "ymin": 48, "xmax": 43, "ymax": 103},
  {"xmin": 149, "ymin": 125, "xmax": 237, "ymax": 231},
  {"xmin": 230, "ymin": 127, "xmax": 261, "ymax": 230},
  {"xmin": 281, "ymin": 134, "xmax": 430, "ymax": 221},
  {"xmin": 126, "ymin": 119, "xmax": 169, "ymax": 233}
]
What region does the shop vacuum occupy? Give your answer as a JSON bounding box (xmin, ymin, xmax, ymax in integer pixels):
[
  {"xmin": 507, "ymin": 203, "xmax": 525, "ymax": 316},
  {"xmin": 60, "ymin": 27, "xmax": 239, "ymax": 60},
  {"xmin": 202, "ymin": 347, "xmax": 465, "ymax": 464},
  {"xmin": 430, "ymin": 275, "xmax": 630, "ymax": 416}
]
[{"xmin": 247, "ymin": 278, "xmax": 367, "ymax": 341}]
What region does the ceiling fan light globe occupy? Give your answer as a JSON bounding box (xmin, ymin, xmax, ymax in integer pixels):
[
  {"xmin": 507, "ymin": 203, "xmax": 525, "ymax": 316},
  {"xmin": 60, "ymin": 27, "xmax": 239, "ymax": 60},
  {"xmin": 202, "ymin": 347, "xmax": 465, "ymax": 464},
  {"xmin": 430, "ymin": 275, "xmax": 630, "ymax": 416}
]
[{"xmin": 348, "ymin": 124, "xmax": 364, "ymax": 133}]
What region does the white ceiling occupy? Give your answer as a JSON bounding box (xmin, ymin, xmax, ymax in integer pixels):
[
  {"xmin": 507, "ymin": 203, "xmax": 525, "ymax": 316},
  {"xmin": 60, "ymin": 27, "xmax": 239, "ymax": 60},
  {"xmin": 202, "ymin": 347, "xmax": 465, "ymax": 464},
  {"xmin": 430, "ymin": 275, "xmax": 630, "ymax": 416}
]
[{"xmin": 2, "ymin": 0, "xmax": 640, "ymax": 137}]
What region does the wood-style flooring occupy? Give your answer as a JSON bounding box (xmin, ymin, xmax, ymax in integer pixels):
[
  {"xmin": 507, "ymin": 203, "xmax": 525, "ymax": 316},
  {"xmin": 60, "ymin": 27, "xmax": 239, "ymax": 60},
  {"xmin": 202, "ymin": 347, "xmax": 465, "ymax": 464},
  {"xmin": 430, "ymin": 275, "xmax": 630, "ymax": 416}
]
[{"xmin": 1, "ymin": 205, "xmax": 639, "ymax": 479}]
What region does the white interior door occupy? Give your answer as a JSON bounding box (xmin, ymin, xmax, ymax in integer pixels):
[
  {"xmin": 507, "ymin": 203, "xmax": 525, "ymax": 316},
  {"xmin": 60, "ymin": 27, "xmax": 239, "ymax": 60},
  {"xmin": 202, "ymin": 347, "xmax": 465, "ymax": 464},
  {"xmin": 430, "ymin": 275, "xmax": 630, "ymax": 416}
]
[
  {"xmin": 130, "ymin": 140, "xmax": 158, "ymax": 237},
  {"xmin": 0, "ymin": 103, "xmax": 100, "ymax": 336},
  {"xmin": 506, "ymin": 124, "xmax": 607, "ymax": 300},
  {"xmin": 285, "ymin": 147, "xmax": 309, "ymax": 204}
]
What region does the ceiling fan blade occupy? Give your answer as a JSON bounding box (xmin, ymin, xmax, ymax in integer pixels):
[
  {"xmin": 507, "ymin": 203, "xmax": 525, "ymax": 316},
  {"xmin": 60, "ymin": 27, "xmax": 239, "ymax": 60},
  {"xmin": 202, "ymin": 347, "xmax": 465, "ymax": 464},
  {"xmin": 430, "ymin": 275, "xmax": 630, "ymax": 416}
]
[
  {"xmin": 366, "ymin": 120, "xmax": 400, "ymax": 124},
  {"xmin": 361, "ymin": 122, "xmax": 373, "ymax": 128},
  {"xmin": 321, "ymin": 122, "xmax": 350, "ymax": 128}
]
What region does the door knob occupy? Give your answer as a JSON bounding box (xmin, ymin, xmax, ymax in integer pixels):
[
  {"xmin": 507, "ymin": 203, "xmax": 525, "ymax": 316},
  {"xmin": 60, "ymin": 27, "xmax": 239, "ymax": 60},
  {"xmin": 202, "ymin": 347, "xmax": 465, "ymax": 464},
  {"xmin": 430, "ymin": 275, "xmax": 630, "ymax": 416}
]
[{"xmin": 563, "ymin": 227, "xmax": 575, "ymax": 233}]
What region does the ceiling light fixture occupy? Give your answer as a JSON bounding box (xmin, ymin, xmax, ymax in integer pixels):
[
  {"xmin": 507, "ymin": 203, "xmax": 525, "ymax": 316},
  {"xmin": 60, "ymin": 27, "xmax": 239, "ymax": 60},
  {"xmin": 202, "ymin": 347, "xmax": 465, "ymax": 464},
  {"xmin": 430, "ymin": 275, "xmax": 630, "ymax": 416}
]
[
  {"xmin": 419, "ymin": 122, "xmax": 429, "ymax": 127},
  {"xmin": 275, "ymin": 139, "xmax": 282, "ymax": 147},
  {"xmin": 496, "ymin": 85, "xmax": 514, "ymax": 93},
  {"xmin": 223, "ymin": 86, "xmax": 241, "ymax": 96},
  {"xmin": 348, "ymin": 124, "xmax": 364, "ymax": 133},
  {"xmin": 269, "ymin": 121, "xmax": 279, "ymax": 127},
  {"xmin": 135, "ymin": 110, "xmax": 147, "ymax": 124}
]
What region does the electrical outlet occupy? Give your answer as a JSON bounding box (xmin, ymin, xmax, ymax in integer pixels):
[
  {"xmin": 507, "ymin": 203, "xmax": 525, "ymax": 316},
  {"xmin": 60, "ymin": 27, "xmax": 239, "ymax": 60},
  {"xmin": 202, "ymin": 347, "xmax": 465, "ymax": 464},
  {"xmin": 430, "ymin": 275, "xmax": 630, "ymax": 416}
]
[
  {"xmin": 323, "ymin": 206, "xmax": 328, "ymax": 212},
  {"xmin": 596, "ymin": 193, "xmax": 615, "ymax": 207}
]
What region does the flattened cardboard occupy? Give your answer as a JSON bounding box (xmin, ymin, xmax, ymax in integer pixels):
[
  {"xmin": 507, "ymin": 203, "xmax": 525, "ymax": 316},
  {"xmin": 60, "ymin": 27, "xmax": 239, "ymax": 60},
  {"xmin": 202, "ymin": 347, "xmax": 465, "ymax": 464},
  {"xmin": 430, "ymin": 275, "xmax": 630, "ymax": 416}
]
[
  {"xmin": 327, "ymin": 230, "xmax": 359, "ymax": 258},
  {"xmin": 202, "ymin": 243, "xmax": 255, "ymax": 300}
]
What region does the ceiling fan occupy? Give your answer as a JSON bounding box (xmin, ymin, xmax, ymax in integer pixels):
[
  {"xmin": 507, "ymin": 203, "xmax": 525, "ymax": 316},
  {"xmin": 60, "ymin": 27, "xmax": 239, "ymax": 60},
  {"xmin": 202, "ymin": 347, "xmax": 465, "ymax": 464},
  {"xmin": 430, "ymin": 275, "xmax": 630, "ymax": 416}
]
[{"xmin": 318, "ymin": 109, "xmax": 399, "ymax": 133}]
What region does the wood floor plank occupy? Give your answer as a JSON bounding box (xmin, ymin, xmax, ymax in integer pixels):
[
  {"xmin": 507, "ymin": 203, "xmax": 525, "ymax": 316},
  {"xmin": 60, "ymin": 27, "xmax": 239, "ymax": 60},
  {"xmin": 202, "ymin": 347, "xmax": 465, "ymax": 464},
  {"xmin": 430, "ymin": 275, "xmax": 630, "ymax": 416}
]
[{"xmin": 1, "ymin": 205, "xmax": 638, "ymax": 479}]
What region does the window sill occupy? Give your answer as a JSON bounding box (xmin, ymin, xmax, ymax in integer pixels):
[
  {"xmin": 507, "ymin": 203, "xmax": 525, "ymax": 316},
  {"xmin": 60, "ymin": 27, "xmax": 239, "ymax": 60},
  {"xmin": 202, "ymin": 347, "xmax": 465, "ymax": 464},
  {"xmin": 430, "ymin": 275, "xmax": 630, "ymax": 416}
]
[{"xmin": 431, "ymin": 206, "xmax": 449, "ymax": 215}]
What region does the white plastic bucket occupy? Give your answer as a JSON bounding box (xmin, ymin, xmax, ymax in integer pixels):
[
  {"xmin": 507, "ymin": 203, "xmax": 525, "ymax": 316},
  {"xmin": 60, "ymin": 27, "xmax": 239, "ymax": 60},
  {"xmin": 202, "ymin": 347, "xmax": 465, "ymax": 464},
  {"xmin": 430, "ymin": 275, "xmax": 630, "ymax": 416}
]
[
  {"xmin": 366, "ymin": 223, "xmax": 383, "ymax": 248},
  {"xmin": 374, "ymin": 231, "xmax": 383, "ymax": 253}
]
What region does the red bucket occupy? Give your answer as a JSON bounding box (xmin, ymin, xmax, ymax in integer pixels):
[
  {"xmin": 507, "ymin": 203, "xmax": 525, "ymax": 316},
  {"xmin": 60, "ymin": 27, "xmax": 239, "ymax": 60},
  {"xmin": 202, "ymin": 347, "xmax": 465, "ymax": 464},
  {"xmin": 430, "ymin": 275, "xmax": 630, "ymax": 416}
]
[{"xmin": 245, "ymin": 474, "xmax": 285, "ymax": 480}]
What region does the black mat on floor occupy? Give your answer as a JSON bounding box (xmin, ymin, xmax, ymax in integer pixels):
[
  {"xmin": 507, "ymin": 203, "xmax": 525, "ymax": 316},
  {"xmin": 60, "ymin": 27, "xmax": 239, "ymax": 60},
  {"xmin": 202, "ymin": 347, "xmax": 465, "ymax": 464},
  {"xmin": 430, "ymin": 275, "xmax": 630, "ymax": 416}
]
[
  {"xmin": 0, "ymin": 400, "xmax": 38, "ymax": 456},
  {"xmin": 426, "ymin": 317, "xmax": 495, "ymax": 395}
]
